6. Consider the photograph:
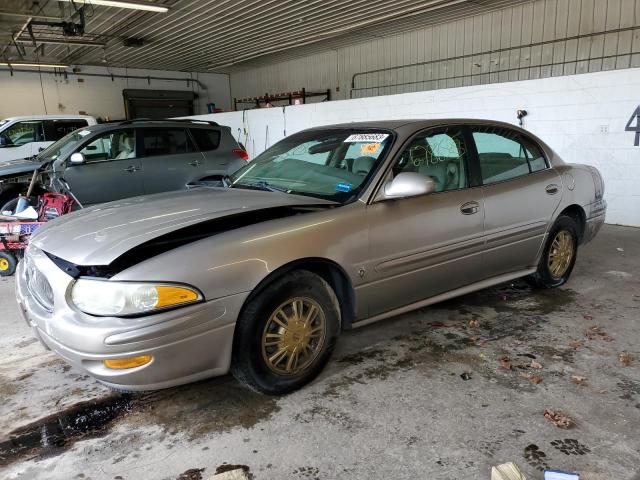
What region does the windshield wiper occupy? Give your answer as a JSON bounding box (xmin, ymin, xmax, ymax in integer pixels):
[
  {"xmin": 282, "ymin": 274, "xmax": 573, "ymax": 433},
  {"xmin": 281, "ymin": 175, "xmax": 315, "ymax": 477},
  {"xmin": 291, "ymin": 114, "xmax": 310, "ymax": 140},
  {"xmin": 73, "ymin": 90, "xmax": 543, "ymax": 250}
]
[{"xmin": 232, "ymin": 180, "xmax": 289, "ymax": 193}]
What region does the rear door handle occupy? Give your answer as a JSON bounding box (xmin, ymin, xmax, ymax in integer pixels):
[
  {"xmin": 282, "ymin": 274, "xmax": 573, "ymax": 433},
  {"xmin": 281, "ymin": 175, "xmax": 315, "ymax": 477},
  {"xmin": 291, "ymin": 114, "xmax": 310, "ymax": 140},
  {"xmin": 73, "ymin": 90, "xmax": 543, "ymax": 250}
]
[
  {"xmin": 189, "ymin": 160, "xmax": 202, "ymax": 167},
  {"xmin": 460, "ymin": 201, "xmax": 480, "ymax": 215},
  {"xmin": 123, "ymin": 165, "xmax": 140, "ymax": 173},
  {"xmin": 545, "ymin": 184, "xmax": 559, "ymax": 195}
]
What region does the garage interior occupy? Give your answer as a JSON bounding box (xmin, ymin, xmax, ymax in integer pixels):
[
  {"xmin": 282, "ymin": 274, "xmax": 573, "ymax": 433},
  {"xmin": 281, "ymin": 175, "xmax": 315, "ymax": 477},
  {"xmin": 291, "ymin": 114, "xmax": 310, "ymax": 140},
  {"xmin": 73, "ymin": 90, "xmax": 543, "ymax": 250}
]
[{"xmin": 1, "ymin": 1, "xmax": 639, "ymax": 479}]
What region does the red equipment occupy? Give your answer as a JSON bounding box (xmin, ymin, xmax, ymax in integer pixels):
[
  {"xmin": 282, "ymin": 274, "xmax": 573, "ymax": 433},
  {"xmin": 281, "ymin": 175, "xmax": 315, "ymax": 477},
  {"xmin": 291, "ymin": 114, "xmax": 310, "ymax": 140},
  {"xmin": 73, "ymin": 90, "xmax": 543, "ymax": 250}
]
[{"xmin": 0, "ymin": 193, "xmax": 74, "ymax": 276}]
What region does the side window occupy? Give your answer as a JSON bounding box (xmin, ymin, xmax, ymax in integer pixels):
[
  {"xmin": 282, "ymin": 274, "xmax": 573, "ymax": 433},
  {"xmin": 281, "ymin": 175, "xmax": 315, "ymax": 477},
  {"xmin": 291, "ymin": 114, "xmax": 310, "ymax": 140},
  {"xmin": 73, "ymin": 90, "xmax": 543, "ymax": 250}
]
[
  {"xmin": 47, "ymin": 120, "xmax": 89, "ymax": 141},
  {"xmin": 2, "ymin": 121, "xmax": 44, "ymax": 146},
  {"xmin": 142, "ymin": 129, "xmax": 193, "ymax": 157},
  {"xmin": 521, "ymin": 137, "xmax": 547, "ymax": 172},
  {"xmin": 473, "ymin": 127, "xmax": 531, "ymax": 184},
  {"xmin": 393, "ymin": 127, "xmax": 468, "ymax": 193},
  {"xmin": 190, "ymin": 129, "xmax": 221, "ymax": 152},
  {"xmin": 78, "ymin": 130, "xmax": 136, "ymax": 162}
]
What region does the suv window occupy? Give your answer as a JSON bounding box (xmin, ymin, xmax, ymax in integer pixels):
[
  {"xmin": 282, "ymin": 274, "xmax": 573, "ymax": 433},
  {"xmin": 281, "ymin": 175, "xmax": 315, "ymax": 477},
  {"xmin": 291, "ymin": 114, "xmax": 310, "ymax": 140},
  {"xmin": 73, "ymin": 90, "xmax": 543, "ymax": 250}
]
[
  {"xmin": 141, "ymin": 128, "xmax": 194, "ymax": 157},
  {"xmin": 190, "ymin": 128, "xmax": 221, "ymax": 151},
  {"xmin": 473, "ymin": 127, "xmax": 542, "ymax": 184},
  {"xmin": 393, "ymin": 127, "xmax": 468, "ymax": 193},
  {"xmin": 45, "ymin": 119, "xmax": 89, "ymax": 141},
  {"xmin": 1, "ymin": 121, "xmax": 45, "ymax": 146},
  {"xmin": 79, "ymin": 129, "xmax": 136, "ymax": 162}
]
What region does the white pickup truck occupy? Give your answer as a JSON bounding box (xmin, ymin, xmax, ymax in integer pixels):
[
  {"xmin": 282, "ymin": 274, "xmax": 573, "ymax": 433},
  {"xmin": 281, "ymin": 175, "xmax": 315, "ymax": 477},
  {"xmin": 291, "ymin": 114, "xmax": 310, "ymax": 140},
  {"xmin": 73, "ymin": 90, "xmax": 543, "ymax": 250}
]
[{"xmin": 0, "ymin": 115, "xmax": 97, "ymax": 163}]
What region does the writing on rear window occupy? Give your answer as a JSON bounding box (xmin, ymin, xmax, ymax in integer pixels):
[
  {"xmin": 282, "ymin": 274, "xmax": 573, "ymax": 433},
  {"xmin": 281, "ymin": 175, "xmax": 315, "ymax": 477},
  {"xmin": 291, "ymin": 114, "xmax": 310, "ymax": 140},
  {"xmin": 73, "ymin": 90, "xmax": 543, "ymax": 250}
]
[{"xmin": 344, "ymin": 133, "xmax": 389, "ymax": 143}]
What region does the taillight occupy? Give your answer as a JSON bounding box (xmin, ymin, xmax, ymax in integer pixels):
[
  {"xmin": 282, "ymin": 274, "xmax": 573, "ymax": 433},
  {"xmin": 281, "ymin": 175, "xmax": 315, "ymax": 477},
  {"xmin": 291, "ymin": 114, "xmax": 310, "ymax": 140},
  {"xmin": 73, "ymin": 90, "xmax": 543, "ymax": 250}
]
[{"xmin": 232, "ymin": 148, "xmax": 249, "ymax": 161}]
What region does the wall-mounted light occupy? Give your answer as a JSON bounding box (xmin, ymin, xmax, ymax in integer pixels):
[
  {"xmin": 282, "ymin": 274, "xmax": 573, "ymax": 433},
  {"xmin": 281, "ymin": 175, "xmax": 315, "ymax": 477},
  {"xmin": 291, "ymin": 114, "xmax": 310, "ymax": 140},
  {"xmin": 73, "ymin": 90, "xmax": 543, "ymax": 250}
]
[
  {"xmin": 57, "ymin": 0, "xmax": 169, "ymax": 13},
  {"xmin": 0, "ymin": 62, "xmax": 69, "ymax": 68}
]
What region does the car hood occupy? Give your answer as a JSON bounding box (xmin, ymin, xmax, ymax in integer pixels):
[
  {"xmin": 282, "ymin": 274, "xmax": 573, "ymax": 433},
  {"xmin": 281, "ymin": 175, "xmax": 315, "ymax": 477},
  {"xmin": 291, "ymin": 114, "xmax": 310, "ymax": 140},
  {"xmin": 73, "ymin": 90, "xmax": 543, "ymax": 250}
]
[
  {"xmin": 0, "ymin": 157, "xmax": 42, "ymax": 178},
  {"xmin": 32, "ymin": 188, "xmax": 337, "ymax": 266}
]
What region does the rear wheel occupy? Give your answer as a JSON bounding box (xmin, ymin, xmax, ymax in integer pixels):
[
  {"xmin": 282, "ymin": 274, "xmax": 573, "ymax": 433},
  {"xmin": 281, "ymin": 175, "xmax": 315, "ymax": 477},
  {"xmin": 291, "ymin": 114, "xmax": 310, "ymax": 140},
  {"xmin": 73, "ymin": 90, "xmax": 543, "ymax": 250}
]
[
  {"xmin": 231, "ymin": 270, "xmax": 340, "ymax": 395},
  {"xmin": 0, "ymin": 251, "xmax": 18, "ymax": 277},
  {"xmin": 527, "ymin": 215, "xmax": 579, "ymax": 288}
]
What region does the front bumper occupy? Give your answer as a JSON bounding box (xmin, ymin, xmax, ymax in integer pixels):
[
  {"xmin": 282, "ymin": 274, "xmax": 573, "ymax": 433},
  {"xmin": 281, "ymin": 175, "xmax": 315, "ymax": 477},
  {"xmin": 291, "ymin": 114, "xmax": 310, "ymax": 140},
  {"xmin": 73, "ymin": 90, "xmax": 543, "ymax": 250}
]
[{"xmin": 16, "ymin": 248, "xmax": 249, "ymax": 391}]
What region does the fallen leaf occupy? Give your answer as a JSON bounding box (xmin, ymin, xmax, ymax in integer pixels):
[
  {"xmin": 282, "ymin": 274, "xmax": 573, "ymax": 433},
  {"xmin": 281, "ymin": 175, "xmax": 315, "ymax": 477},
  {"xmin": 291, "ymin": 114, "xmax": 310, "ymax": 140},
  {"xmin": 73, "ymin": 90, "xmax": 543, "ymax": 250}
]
[
  {"xmin": 544, "ymin": 409, "xmax": 573, "ymax": 429},
  {"xmin": 460, "ymin": 372, "xmax": 472, "ymax": 381},
  {"xmin": 582, "ymin": 314, "xmax": 594, "ymax": 321},
  {"xmin": 499, "ymin": 356, "xmax": 512, "ymax": 370},
  {"xmin": 585, "ymin": 326, "xmax": 613, "ymax": 342},
  {"xmin": 619, "ymin": 352, "xmax": 633, "ymax": 366},
  {"xmin": 469, "ymin": 319, "xmax": 480, "ymax": 328},
  {"xmin": 569, "ymin": 340, "xmax": 584, "ymax": 350},
  {"xmin": 530, "ymin": 360, "xmax": 543, "ymax": 369},
  {"xmin": 571, "ymin": 375, "xmax": 587, "ymax": 385},
  {"xmin": 520, "ymin": 372, "xmax": 543, "ymax": 384}
]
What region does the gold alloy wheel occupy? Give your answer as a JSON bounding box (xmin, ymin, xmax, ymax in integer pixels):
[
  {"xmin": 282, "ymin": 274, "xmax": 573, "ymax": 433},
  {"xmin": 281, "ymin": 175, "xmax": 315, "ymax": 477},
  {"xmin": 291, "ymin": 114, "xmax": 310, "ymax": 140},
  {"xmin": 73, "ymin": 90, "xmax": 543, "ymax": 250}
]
[
  {"xmin": 0, "ymin": 258, "xmax": 9, "ymax": 271},
  {"xmin": 261, "ymin": 297, "xmax": 327, "ymax": 376},
  {"xmin": 548, "ymin": 230, "xmax": 574, "ymax": 278}
]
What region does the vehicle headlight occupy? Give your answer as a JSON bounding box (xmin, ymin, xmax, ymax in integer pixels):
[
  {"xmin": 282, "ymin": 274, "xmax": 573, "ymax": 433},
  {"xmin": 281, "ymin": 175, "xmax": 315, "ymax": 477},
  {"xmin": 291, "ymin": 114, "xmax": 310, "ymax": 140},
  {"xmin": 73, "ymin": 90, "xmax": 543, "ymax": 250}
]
[{"xmin": 70, "ymin": 279, "xmax": 203, "ymax": 316}]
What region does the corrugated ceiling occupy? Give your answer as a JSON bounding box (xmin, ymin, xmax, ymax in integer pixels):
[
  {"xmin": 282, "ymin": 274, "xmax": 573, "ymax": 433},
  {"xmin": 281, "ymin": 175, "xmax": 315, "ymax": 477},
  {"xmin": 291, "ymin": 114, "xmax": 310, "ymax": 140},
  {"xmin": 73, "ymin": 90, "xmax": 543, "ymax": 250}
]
[{"xmin": 0, "ymin": 0, "xmax": 530, "ymax": 72}]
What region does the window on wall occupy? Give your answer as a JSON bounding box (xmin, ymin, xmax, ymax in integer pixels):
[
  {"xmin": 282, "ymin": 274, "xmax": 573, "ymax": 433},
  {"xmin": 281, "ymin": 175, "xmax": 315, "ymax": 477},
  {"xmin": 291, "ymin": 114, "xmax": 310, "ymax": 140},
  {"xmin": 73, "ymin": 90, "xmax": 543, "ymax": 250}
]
[
  {"xmin": 393, "ymin": 127, "xmax": 468, "ymax": 193},
  {"xmin": 472, "ymin": 127, "xmax": 534, "ymax": 184}
]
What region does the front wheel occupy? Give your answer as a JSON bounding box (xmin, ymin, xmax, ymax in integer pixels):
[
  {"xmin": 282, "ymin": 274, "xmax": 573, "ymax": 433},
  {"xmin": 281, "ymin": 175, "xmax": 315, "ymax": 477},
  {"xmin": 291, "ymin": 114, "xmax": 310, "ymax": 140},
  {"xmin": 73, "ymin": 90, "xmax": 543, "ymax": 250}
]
[
  {"xmin": 231, "ymin": 270, "xmax": 341, "ymax": 395},
  {"xmin": 527, "ymin": 215, "xmax": 579, "ymax": 288},
  {"xmin": 0, "ymin": 251, "xmax": 18, "ymax": 277}
]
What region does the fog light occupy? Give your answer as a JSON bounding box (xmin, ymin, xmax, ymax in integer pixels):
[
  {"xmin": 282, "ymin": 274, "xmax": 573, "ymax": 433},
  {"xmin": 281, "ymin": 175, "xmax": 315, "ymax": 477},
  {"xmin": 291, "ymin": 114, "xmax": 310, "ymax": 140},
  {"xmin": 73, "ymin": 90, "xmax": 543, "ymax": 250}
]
[{"xmin": 103, "ymin": 355, "xmax": 152, "ymax": 369}]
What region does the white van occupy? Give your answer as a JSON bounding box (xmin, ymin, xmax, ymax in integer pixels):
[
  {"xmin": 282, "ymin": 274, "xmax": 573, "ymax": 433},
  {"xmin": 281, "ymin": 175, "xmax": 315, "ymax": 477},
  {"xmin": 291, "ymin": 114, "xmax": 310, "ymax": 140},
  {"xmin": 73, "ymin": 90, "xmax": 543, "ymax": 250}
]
[{"xmin": 0, "ymin": 115, "xmax": 97, "ymax": 162}]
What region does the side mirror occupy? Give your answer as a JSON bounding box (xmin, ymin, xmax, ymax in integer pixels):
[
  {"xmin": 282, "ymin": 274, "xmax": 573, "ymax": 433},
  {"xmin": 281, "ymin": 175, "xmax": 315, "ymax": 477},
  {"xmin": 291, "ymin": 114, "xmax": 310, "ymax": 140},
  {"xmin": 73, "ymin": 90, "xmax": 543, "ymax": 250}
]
[
  {"xmin": 381, "ymin": 172, "xmax": 436, "ymax": 200},
  {"xmin": 69, "ymin": 152, "xmax": 85, "ymax": 165}
]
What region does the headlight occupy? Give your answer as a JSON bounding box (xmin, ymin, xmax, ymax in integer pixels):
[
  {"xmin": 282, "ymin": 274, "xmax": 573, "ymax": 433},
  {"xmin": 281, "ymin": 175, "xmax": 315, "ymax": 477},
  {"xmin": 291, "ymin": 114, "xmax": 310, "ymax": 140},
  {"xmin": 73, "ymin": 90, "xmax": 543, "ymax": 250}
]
[{"xmin": 71, "ymin": 279, "xmax": 202, "ymax": 316}]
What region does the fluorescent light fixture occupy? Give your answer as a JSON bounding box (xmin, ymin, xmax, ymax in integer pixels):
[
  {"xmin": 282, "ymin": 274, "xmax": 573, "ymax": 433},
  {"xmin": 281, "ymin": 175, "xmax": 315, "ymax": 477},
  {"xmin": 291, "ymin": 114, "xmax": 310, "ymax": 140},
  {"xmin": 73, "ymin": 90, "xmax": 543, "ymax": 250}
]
[
  {"xmin": 57, "ymin": 0, "xmax": 169, "ymax": 12},
  {"xmin": 0, "ymin": 62, "xmax": 69, "ymax": 68}
]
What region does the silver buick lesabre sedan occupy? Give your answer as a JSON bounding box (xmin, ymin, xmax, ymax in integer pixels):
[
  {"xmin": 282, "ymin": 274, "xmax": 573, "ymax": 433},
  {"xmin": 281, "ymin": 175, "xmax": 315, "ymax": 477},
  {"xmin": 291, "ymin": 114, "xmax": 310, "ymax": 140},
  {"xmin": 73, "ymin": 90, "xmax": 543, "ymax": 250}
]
[{"xmin": 16, "ymin": 119, "xmax": 606, "ymax": 394}]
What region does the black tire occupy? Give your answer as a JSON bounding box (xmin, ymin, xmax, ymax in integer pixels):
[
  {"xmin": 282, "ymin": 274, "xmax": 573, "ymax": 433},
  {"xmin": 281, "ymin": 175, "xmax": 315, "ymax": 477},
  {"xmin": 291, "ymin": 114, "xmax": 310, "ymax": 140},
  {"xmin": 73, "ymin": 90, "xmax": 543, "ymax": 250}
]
[
  {"xmin": 527, "ymin": 215, "xmax": 579, "ymax": 288},
  {"xmin": 0, "ymin": 251, "xmax": 18, "ymax": 277},
  {"xmin": 0, "ymin": 186, "xmax": 19, "ymax": 210},
  {"xmin": 231, "ymin": 270, "xmax": 341, "ymax": 395}
]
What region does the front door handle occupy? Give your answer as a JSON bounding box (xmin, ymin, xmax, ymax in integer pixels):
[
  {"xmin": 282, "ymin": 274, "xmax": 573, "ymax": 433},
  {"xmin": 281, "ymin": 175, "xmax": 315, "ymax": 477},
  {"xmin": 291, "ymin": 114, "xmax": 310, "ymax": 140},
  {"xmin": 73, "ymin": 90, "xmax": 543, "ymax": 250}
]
[
  {"xmin": 189, "ymin": 160, "xmax": 202, "ymax": 167},
  {"xmin": 460, "ymin": 201, "xmax": 480, "ymax": 215},
  {"xmin": 123, "ymin": 165, "xmax": 140, "ymax": 173},
  {"xmin": 545, "ymin": 184, "xmax": 559, "ymax": 195}
]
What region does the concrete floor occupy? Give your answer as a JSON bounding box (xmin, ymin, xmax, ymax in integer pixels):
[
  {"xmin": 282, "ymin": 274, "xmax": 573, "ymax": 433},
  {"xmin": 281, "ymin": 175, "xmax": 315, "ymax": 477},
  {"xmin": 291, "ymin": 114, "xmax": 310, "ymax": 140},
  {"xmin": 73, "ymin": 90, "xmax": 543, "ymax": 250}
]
[{"xmin": 1, "ymin": 225, "xmax": 639, "ymax": 480}]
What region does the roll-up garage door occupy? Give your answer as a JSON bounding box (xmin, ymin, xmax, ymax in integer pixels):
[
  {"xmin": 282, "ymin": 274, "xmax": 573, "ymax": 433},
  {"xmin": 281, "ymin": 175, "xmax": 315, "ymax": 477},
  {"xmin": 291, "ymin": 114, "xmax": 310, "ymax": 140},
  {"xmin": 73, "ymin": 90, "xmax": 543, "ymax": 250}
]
[{"xmin": 122, "ymin": 89, "xmax": 196, "ymax": 119}]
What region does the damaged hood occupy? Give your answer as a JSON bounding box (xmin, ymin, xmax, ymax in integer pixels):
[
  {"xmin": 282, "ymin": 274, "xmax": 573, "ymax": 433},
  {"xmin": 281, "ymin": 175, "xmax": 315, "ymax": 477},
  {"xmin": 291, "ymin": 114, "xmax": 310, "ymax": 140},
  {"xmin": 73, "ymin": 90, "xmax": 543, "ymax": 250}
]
[
  {"xmin": 32, "ymin": 188, "xmax": 336, "ymax": 266},
  {"xmin": 0, "ymin": 157, "xmax": 42, "ymax": 178}
]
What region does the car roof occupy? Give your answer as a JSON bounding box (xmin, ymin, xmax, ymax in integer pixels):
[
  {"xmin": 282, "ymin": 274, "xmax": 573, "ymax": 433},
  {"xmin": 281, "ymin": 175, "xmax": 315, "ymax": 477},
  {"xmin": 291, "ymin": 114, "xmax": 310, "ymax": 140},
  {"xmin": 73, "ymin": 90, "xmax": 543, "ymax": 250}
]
[
  {"xmin": 307, "ymin": 118, "xmax": 529, "ymax": 131},
  {"xmin": 90, "ymin": 119, "xmax": 222, "ymax": 131}
]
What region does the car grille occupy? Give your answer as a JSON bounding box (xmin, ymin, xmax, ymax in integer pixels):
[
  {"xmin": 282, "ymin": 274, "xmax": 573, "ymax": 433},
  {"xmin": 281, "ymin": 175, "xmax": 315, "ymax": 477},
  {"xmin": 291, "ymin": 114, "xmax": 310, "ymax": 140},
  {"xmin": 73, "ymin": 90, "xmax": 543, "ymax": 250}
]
[{"xmin": 25, "ymin": 257, "xmax": 54, "ymax": 312}]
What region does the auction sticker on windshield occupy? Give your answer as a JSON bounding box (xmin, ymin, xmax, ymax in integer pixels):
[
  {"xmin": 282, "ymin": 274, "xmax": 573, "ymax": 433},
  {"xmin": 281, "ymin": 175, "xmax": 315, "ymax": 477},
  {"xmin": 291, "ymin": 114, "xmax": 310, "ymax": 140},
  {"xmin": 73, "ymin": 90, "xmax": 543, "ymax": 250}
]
[
  {"xmin": 344, "ymin": 133, "xmax": 389, "ymax": 143},
  {"xmin": 78, "ymin": 130, "xmax": 92, "ymax": 137}
]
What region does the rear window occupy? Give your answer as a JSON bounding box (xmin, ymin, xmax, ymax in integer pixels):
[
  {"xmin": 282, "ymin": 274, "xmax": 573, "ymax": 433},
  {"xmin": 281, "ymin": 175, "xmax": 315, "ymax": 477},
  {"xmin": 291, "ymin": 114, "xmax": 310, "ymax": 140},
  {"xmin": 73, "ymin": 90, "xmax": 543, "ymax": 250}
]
[
  {"xmin": 46, "ymin": 120, "xmax": 89, "ymax": 141},
  {"xmin": 190, "ymin": 128, "xmax": 221, "ymax": 151}
]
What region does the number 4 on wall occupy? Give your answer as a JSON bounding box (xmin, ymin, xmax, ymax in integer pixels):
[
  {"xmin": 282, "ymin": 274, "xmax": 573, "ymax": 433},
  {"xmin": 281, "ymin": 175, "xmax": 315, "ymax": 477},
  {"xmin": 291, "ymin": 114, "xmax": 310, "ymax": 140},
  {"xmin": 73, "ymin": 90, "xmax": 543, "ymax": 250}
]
[{"xmin": 626, "ymin": 106, "xmax": 640, "ymax": 146}]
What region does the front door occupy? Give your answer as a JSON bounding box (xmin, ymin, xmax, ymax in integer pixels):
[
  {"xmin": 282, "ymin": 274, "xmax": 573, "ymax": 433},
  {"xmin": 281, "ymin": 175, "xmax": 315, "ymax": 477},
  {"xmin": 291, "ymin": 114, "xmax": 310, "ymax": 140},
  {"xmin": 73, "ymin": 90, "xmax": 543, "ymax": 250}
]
[
  {"xmin": 138, "ymin": 127, "xmax": 207, "ymax": 194},
  {"xmin": 62, "ymin": 128, "xmax": 144, "ymax": 205},
  {"xmin": 471, "ymin": 126, "xmax": 562, "ymax": 275},
  {"xmin": 362, "ymin": 126, "xmax": 485, "ymax": 317}
]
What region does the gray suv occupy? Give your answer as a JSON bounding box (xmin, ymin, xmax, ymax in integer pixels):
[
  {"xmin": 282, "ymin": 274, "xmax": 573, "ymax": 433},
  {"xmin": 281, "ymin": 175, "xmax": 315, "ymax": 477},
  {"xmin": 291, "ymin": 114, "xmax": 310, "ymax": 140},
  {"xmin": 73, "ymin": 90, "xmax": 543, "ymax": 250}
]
[{"xmin": 0, "ymin": 119, "xmax": 248, "ymax": 207}]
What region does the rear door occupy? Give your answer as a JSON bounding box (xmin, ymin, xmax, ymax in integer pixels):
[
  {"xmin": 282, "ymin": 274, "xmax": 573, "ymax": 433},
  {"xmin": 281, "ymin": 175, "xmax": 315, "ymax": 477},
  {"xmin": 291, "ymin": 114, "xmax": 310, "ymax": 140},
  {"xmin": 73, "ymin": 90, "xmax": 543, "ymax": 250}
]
[
  {"xmin": 470, "ymin": 125, "xmax": 562, "ymax": 275},
  {"xmin": 62, "ymin": 128, "xmax": 144, "ymax": 205},
  {"xmin": 138, "ymin": 127, "xmax": 206, "ymax": 194}
]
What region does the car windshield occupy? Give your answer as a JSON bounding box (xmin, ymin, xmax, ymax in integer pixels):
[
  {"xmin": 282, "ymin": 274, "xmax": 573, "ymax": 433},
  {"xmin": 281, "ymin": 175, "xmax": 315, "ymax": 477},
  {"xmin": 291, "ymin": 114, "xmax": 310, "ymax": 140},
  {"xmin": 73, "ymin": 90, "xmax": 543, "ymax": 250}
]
[
  {"xmin": 37, "ymin": 128, "xmax": 93, "ymax": 161},
  {"xmin": 228, "ymin": 128, "xmax": 393, "ymax": 203}
]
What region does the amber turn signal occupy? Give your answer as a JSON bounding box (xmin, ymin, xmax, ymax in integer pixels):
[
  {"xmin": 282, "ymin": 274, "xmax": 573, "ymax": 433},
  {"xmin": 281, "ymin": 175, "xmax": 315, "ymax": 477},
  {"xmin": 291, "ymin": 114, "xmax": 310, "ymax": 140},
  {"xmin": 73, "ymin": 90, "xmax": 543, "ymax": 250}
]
[{"xmin": 103, "ymin": 355, "xmax": 153, "ymax": 369}]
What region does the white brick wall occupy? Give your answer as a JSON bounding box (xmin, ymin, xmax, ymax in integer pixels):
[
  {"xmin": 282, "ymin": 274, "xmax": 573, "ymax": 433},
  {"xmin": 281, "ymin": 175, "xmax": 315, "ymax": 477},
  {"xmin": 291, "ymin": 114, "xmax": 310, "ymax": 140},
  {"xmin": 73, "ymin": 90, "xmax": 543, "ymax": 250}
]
[{"xmin": 191, "ymin": 68, "xmax": 640, "ymax": 227}]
